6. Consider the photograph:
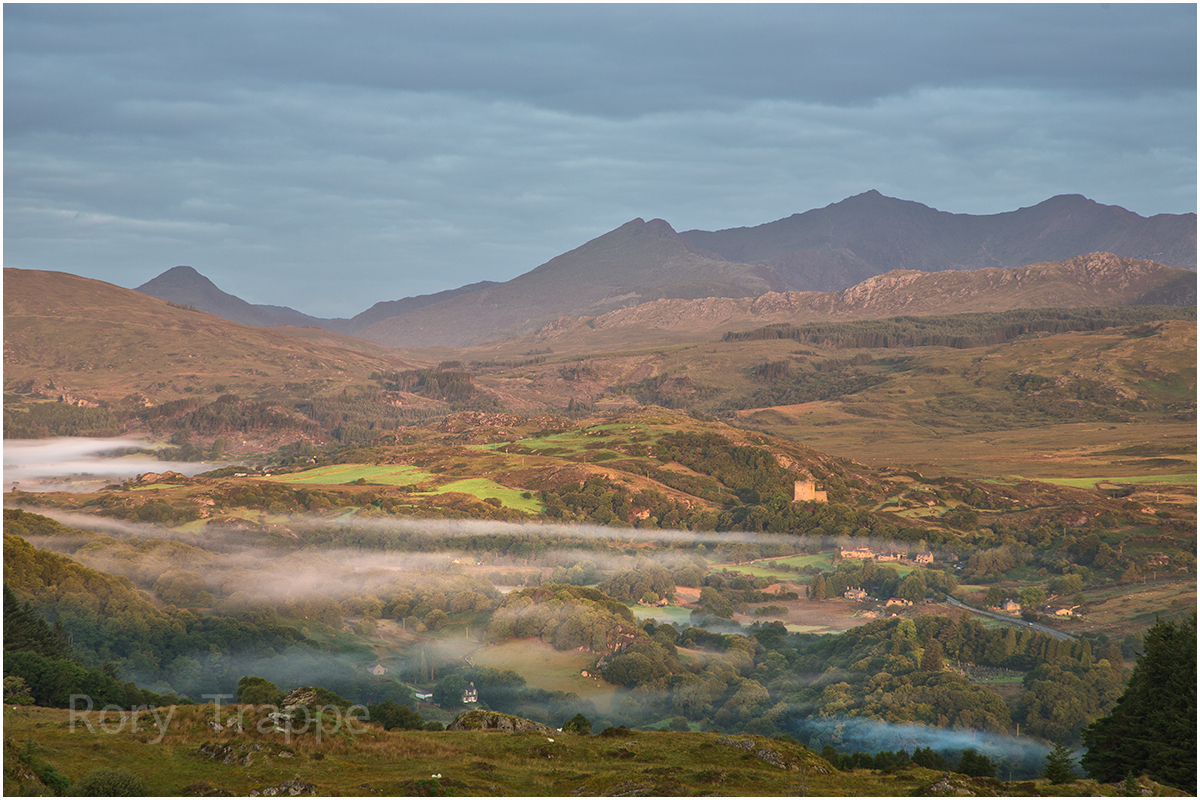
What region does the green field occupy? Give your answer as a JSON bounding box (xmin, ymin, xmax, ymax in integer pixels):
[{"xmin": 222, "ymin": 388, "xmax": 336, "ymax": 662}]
[
  {"xmin": 268, "ymin": 464, "xmax": 435, "ymax": 486},
  {"xmin": 469, "ymin": 639, "xmax": 620, "ymax": 714},
  {"xmin": 629, "ymin": 604, "xmax": 693, "ymax": 625},
  {"xmin": 428, "ymin": 478, "xmax": 543, "ymax": 513},
  {"xmin": 1033, "ymin": 473, "xmax": 1197, "ymax": 488},
  {"xmin": 713, "ymin": 564, "xmax": 804, "ymax": 581}
]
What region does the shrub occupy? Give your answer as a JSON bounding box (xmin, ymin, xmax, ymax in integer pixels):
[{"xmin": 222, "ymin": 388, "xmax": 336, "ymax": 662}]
[{"xmin": 75, "ymin": 768, "xmax": 148, "ymax": 797}]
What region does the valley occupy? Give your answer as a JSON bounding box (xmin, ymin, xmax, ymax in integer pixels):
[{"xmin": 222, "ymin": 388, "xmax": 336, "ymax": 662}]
[{"xmin": 3, "ymin": 215, "xmax": 1196, "ymax": 795}]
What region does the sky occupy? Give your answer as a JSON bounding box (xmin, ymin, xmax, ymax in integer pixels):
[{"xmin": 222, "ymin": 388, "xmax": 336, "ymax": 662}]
[{"xmin": 4, "ymin": 4, "xmax": 1196, "ymax": 318}]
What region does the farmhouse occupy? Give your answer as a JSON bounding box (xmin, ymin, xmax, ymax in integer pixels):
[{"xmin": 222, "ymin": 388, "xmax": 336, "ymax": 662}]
[
  {"xmin": 844, "ymin": 587, "xmax": 868, "ymax": 602},
  {"xmin": 1001, "ymin": 600, "xmax": 1021, "ymax": 615},
  {"xmin": 368, "ymin": 663, "xmax": 387, "ymax": 676},
  {"xmin": 462, "ymin": 682, "xmax": 478, "ymax": 704},
  {"xmin": 885, "ymin": 597, "xmax": 911, "ymax": 608},
  {"xmin": 876, "ymin": 552, "xmax": 902, "ymax": 563},
  {"xmin": 915, "ymin": 552, "xmax": 934, "ymax": 565}
]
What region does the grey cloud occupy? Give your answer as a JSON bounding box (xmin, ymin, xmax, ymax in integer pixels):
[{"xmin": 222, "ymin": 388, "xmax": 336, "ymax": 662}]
[{"xmin": 4, "ymin": 5, "xmax": 1194, "ymax": 317}]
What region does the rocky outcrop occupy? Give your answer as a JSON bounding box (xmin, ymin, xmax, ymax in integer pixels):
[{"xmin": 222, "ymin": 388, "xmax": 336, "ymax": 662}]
[
  {"xmin": 249, "ymin": 778, "xmax": 317, "ymax": 797},
  {"xmin": 448, "ymin": 710, "xmax": 556, "ymax": 735},
  {"xmin": 715, "ymin": 736, "xmax": 828, "ymax": 773}
]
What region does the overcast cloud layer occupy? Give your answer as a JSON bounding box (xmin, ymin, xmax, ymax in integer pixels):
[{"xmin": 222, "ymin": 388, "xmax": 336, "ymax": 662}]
[{"xmin": 5, "ymin": 4, "xmax": 1196, "ymax": 317}]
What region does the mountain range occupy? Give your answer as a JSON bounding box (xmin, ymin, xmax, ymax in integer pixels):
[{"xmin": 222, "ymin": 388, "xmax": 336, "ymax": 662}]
[{"xmin": 133, "ymin": 191, "xmax": 1196, "ymax": 348}]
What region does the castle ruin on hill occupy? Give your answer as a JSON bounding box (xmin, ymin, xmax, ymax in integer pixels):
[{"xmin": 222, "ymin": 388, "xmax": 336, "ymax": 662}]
[{"xmin": 793, "ymin": 479, "xmax": 828, "ymax": 504}]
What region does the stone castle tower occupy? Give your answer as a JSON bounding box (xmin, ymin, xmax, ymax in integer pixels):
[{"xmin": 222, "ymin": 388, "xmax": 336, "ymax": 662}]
[{"xmin": 794, "ymin": 479, "xmax": 828, "ymax": 503}]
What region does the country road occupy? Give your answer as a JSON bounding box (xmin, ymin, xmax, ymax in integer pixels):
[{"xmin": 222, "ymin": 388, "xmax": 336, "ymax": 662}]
[{"xmin": 944, "ymin": 595, "xmax": 1078, "ymax": 642}]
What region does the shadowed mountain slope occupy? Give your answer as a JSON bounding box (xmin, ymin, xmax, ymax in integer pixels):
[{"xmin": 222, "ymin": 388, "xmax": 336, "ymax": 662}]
[
  {"xmin": 357, "ymin": 217, "xmax": 776, "ymax": 347},
  {"xmin": 681, "ymin": 191, "xmax": 1197, "ymax": 292}
]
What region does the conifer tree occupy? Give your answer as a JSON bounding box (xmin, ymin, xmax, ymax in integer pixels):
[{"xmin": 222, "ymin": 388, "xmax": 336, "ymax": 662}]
[
  {"xmin": 1043, "ymin": 741, "xmax": 1078, "ymax": 785},
  {"xmin": 1080, "ymin": 615, "xmax": 1196, "ymax": 792},
  {"xmin": 920, "ymin": 639, "xmax": 944, "ymax": 673}
]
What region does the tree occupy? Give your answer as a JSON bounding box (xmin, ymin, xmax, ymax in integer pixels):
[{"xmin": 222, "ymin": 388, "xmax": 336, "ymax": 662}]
[
  {"xmin": 920, "ymin": 639, "xmax": 944, "ymax": 673},
  {"xmin": 982, "ymin": 586, "xmax": 1005, "ymax": 608},
  {"xmin": 899, "ymin": 572, "xmax": 926, "ymax": 603},
  {"xmin": 368, "ymin": 699, "xmax": 425, "ymax": 731},
  {"xmin": 957, "ymin": 749, "xmax": 995, "ymax": 778},
  {"xmin": 236, "ymin": 676, "xmax": 283, "ymax": 706},
  {"xmin": 433, "ymin": 674, "xmax": 468, "ymax": 708},
  {"xmin": 1018, "ymin": 586, "xmax": 1046, "ymax": 610},
  {"xmin": 1081, "ymin": 615, "xmax": 1196, "ymax": 793},
  {"xmin": 4, "ymin": 675, "xmax": 34, "ymax": 705},
  {"xmin": 811, "ymin": 573, "xmax": 827, "ymax": 601},
  {"xmin": 1043, "ymin": 741, "xmax": 1079, "ymax": 785},
  {"xmin": 563, "ymin": 712, "xmax": 592, "ymax": 734}
]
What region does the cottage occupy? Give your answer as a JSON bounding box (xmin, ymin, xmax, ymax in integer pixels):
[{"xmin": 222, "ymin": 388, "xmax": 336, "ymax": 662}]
[
  {"xmin": 844, "ymin": 587, "xmax": 868, "ymax": 602},
  {"xmin": 368, "ymin": 663, "xmax": 387, "ymax": 676},
  {"xmin": 884, "ymin": 597, "xmax": 911, "ymax": 607},
  {"xmin": 462, "ymin": 682, "xmax": 478, "ymax": 704},
  {"xmin": 1001, "ymin": 600, "xmax": 1021, "ymax": 614}
]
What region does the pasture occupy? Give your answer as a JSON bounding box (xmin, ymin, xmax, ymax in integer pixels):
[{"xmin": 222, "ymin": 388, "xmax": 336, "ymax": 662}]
[
  {"xmin": 469, "ymin": 639, "xmax": 621, "ymax": 715},
  {"xmin": 428, "ymin": 478, "xmax": 543, "ymax": 513},
  {"xmin": 268, "ymin": 464, "xmax": 435, "ymax": 486}
]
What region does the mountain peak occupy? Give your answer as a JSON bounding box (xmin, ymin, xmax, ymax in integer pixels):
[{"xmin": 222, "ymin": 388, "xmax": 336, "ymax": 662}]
[
  {"xmin": 612, "ymin": 217, "xmax": 679, "ymax": 238},
  {"xmin": 136, "ymin": 265, "xmax": 218, "ymax": 292}
]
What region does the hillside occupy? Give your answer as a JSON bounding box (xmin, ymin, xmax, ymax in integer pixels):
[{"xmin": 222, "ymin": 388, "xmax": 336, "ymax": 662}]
[
  {"xmin": 682, "ymin": 191, "xmax": 1198, "ymax": 291},
  {"xmin": 3, "ymin": 268, "xmax": 424, "ymax": 407},
  {"xmin": 500, "ymin": 254, "xmax": 1195, "ymax": 354},
  {"xmin": 10, "ymin": 704, "xmax": 1177, "ymax": 797}
]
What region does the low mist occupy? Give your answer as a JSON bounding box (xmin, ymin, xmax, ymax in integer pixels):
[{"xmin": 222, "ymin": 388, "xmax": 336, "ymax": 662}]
[
  {"xmin": 793, "ymin": 716, "xmax": 1054, "ymax": 779},
  {"xmin": 4, "ymin": 437, "xmax": 227, "ymax": 492}
]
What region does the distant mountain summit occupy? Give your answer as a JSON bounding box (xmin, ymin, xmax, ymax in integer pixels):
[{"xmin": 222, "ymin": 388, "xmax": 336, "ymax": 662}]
[
  {"xmin": 681, "ymin": 191, "xmax": 1196, "ymax": 292},
  {"xmin": 135, "ymin": 266, "xmax": 499, "ymax": 336}
]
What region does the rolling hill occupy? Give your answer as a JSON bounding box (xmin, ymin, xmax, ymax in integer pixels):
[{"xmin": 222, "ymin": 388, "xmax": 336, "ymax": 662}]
[{"xmin": 3, "ymin": 268, "xmax": 424, "ymax": 406}]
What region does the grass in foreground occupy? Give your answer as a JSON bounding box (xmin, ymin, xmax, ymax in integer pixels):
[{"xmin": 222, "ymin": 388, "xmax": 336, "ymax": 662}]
[{"xmin": 6, "ymin": 704, "xmax": 1180, "ymax": 797}]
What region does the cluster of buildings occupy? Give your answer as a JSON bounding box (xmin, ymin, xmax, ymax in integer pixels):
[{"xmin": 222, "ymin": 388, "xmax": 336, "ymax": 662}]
[{"xmin": 838, "ymin": 545, "xmax": 934, "ymax": 564}]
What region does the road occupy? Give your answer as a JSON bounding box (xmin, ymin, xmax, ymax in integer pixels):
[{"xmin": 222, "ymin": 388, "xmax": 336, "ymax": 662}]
[{"xmin": 944, "ymin": 595, "xmax": 1078, "ymax": 642}]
